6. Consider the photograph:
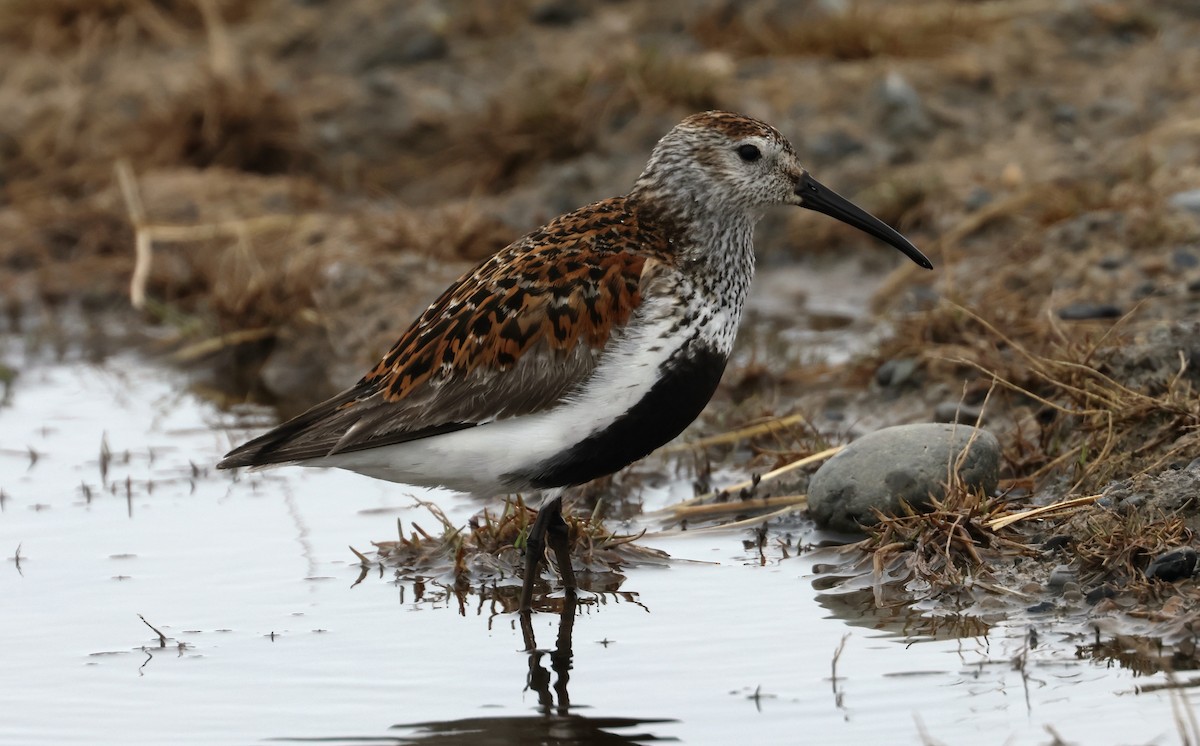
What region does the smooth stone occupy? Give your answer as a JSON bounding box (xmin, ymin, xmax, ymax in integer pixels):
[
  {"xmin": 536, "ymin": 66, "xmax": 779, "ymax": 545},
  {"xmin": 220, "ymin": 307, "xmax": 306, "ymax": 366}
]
[
  {"xmin": 875, "ymin": 357, "xmax": 919, "ymax": 388},
  {"xmin": 933, "ymin": 401, "xmax": 984, "ymax": 424},
  {"xmin": 874, "ymin": 71, "xmax": 933, "ymax": 141},
  {"xmin": 1169, "ymin": 189, "xmax": 1200, "ymax": 214},
  {"xmin": 1041, "ymin": 534, "xmax": 1073, "ymax": 551},
  {"xmin": 964, "ymin": 186, "xmax": 993, "ymax": 212},
  {"xmin": 1057, "ymin": 302, "xmax": 1123, "ymax": 320},
  {"xmin": 1145, "ymin": 547, "xmax": 1198, "ymax": 582},
  {"xmin": 1047, "ymin": 564, "xmax": 1074, "ymax": 590},
  {"xmin": 1053, "ymin": 104, "xmax": 1078, "ymax": 124},
  {"xmin": 530, "ymin": 0, "xmax": 588, "ymax": 25},
  {"xmin": 1172, "ymin": 248, "xmax": 1198, "ymax": 269},
  {"xmin": 807, "ymin": 423, "xmax": 1001, "ymax": 533},
  {"xmin": 1085, "ymin": 584, "xmax": 1116, "ymax": 604},
  {"xmin": 808, "ymin": 130, "xmax": 865, "ymax": 163}
]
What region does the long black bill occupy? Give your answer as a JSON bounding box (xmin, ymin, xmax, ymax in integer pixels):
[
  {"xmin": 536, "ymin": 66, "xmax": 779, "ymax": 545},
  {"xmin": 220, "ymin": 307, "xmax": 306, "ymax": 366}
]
[{"xmin": 795, "ymin": 173, "xmax": 933, "ymax": 269}]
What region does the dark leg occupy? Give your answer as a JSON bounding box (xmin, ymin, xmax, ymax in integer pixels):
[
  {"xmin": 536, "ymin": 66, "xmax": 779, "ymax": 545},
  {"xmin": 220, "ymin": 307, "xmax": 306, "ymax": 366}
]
[
  {"xmin": 547, "ymin": 507, "xmax": 577, "ymax": 595},
  {"xmin": 520, "ymin": 494, "xmax": 574, "ymax": 613}
]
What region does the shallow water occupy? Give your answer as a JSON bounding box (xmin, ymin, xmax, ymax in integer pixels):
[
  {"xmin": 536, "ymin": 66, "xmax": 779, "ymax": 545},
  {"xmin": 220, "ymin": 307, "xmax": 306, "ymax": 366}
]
[{"xmin": 0, "ymin": 352, "xmax": 1192, "ymax": 745}]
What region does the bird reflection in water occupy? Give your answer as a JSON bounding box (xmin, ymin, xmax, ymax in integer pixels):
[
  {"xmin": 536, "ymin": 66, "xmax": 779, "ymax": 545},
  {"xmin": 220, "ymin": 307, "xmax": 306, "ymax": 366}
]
[
  {"xmin": 384, "ymin": 591, "xmax": 677, "ymax": 744},
  {"xmin": 520, "ymin": 590, "xmax": 577, "ymax": 715}
]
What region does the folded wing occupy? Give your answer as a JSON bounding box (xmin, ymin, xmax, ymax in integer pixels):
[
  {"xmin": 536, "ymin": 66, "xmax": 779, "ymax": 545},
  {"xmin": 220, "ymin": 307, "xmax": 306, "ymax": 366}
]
[{"xmin": 218, "ymin": 198, "xmax": 669, "ymax": 468}]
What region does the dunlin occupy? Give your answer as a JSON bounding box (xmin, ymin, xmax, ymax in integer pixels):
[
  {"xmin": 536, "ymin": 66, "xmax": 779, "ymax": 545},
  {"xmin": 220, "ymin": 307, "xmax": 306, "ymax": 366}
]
[{"xmin": 219, "ymin": 111, "xmax": 932, "ymax": 612}]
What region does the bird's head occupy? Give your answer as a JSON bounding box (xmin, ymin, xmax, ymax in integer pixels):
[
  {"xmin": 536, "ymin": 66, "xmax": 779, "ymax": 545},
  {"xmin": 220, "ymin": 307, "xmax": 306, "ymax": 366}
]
[{"xmin": 634, "ymin": 111, "xmax": 932, "ymax": 269}]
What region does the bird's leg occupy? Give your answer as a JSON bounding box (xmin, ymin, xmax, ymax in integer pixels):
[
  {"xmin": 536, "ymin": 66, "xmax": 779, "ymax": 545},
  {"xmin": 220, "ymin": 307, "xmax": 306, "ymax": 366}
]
[
  {"xmin": 546, "ymin": 501, "xmax": 577, "ymax": 595},
  {"xmin": 520, "ymin": 493, "xmax": 574, "ymax": 613}
]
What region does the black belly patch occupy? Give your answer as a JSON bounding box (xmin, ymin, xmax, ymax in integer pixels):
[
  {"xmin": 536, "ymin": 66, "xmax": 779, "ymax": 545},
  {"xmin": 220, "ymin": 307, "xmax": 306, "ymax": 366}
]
[{"xmin": 517, "ymin": 345, "xmax": 728, "ymax": 489}]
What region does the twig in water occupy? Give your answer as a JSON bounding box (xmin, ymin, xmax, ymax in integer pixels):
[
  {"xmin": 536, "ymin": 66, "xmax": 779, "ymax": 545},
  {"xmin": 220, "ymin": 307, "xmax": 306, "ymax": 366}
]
[
  {"xmin": 831, "ymin": 633, "xmax": 849, "ymax": 688},
  {"xmin": 138, "ymin": 614, "xmax": 167, "ymax": 647},
  {"xmin": 348, "ymin": 545, "xmax": 371, "ymax": 566}
]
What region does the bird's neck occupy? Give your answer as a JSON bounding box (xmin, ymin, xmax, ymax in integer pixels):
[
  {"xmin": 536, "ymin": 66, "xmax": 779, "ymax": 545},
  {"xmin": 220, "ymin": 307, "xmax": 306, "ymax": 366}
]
[
  {"xmin": 630, "ymin": 192, "xmax": 758, "ymax": 287},
  {"xmin": 629, "ymin": 194, "xmax": 758, "ymax": 356}
]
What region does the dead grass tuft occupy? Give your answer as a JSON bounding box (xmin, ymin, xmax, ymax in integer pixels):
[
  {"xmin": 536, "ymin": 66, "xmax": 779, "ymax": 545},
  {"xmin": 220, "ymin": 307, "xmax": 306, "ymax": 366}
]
[
  {"xmin": 859, "ymin": 478, "xmax": 1031, "ymax": 604},
  {"xmin": 139, "ymin": 71, "xmax": 311, "ymax": 176},
  {"xmin": 371, "ymin": 496, "xmax": 669, "ymax": 591},
  {"xmin": 0, "ymin": 0, "xmax": 263, "ymax": 49},
  {"xmin": 1070, "ymin": 506, "xmax": 1193, "ymax": 587},
  {"xmin": 692, "ymin": 2, "xmax": 1004, "ymax": 61}
]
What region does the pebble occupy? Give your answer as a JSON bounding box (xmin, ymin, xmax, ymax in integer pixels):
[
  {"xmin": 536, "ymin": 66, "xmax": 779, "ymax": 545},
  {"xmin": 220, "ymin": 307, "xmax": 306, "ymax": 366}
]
[
  {"xmin": 1000, "ymin": 163, "xmax": 1024, "ymax": 189},
  {"xmin": 1168, "ymin": 189, "xmax": 1200, "ymax": 214},
  {"xmin": 1172, "ymin": 248, "xmax": 1198, "ymax": 269},
  {"xmin": 1057, "ymin": 302, "xmax": 1124, "ymax": 320},
  {"xmin": 1052, "ymin": 104, "xmax": 1078, "ymax": 124},
  {"xmin": 875, "ymin": 357, "xmax": 919, "ymax": 388},
  {"xmin": 1041, "ymin": 534, "xmax": 1073, "ymax": 551},
  {"xmin": 1132, "ymin": 281, "xmax": 1163, "ymax": 300},
  {"xmin": 964, "ymin": 186, "xmax": 993, "ymax": 212},
  {"xmin": 874, "ymin": 71, "xmax": 933, "ymax": 142},
  {"xmin": 530, "ymin": 0, "xmax": 589, "ymax": 25},
  {"xmin": 1144, "ymin": 547, "xmax": 1198, "ymax": 582},
  {"xmin": 933, "ymin": 401, "xmax": 984, "ymax": 424},
  {"xmin": 1047, "ymin": 564, "xmax": 1075, "ymax": 590},
  {"xmin": 807, "ymin": 130, "xmax": 865, "ymax": 164},
  {"xmin": 807, "ymin": 423, "xmax": 1001, "ymax": 533},
  {"xmin": 1085, "ymin": 584, "xmax": 1116, "ymax": 604}
]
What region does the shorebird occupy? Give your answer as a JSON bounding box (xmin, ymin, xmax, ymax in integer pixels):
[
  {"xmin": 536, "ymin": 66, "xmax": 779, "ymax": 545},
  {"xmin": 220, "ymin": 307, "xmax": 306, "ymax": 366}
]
[{"xmin": 218, "ymin": 111, "xmax": 932, "ymax": 612}]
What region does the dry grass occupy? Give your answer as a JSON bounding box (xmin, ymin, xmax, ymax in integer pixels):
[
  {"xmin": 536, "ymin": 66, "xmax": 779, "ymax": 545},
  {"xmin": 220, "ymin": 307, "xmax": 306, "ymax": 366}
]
[
  {"xmin": 1070, "ymin": 507, "xmax": 1193, "ymax": 587},
  {"xmin": 369, "ymin": 497, "xmax": 669, "ymax": 591},
  {"xmin": 691, "ymin": 1, "xmax": 1021, "ymax": 61},
  {"xmin": 874, "ymin": 301, "xmax": 1200, "ymax": 495},
  {"xmin": 0, "ymin": 0, "xmax": 263, "ymax": 49},
  {"xmin": 858, "ymin": 477, "xmax": 1033, "ymax": 605}
]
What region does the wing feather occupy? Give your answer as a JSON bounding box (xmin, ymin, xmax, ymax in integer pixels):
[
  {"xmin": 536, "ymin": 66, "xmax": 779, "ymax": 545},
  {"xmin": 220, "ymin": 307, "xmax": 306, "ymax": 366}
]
[{"xmin": 218, "ymin": 196, "xmax": 674, "ymax": 469}]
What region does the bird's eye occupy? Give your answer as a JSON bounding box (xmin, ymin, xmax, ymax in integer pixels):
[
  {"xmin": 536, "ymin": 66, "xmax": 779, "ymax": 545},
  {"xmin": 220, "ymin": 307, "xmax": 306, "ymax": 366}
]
[{"xmin": 736, "ymin": 144, "xmax": 761, "ymax": 162}]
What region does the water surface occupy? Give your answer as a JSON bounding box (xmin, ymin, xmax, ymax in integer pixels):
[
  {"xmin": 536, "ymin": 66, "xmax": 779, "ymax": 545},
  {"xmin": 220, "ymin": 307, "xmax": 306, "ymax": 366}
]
[{"xmin": 0, "ymin": 352, "xmax": 1189, "ymax": 744}]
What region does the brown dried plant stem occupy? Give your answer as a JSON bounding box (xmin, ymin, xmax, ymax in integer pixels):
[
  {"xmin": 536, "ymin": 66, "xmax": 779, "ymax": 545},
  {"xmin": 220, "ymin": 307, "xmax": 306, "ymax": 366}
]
[
  {"xmin": 658, "ymin": 445, "xmax": 841, "ymax": 515},
  {"xmin": 658, "ymin": 413, "xmax": 808, "ymax": 454}
]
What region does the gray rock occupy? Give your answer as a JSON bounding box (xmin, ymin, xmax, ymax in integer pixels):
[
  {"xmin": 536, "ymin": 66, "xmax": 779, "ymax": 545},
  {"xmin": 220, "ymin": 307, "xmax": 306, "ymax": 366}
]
[
  {"xmin": 875, "ymin": 357, "xmax": 919, "ymax": 388},
  {"xmin": 808, "ymin": 130, "xmax": 865, "ymax": 164},
  {"xmin": 1053, "ymin": 104, "xmax": 1078, "ymax": 124},
  {"xmin": 1044, "ymin": 210, "xmax": 1125, "ymax": 252},
  {"xmin": 530, "ymin": 0, "xmax": 588, "ymax": 25},
  {"xmin": 964, "ymin": 186, "xmax": 993, "ymax": 212},
  {"xmin": 360, "ymin": 28, "xmax": 447, "ymax": 67},
  {"xmin": 1145, "ymin": 547, "xmax": 1197, "ymax": 582},
  {"xmin": 873, "ymin": 71, "xmax": 933, "ymax": 143},
  {"xmin": 1047, "ymin": 564, "xmax": 1075, "ymax": 591},
  {"xmin": 1172, "ymin": 248, "xmax": 1198, "ymax": 269},
  {"xmin": 1086, "ymin": 584, "xmax": 1116, "ymax": 604},
  {"xmin": 1057, "ymin": 302, "xmax": 1123, "ymax": 320},
  {"xmin": 933, "ymin": 401, "xmax": 984, "ymax": 425},
  {"xmin": 1169, "ymin": 189, "xmax": 1200, "ymax": 214},
  {"xmin": 807, "ymin": 423, "xmax": 1001, "ymax": 533}
]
